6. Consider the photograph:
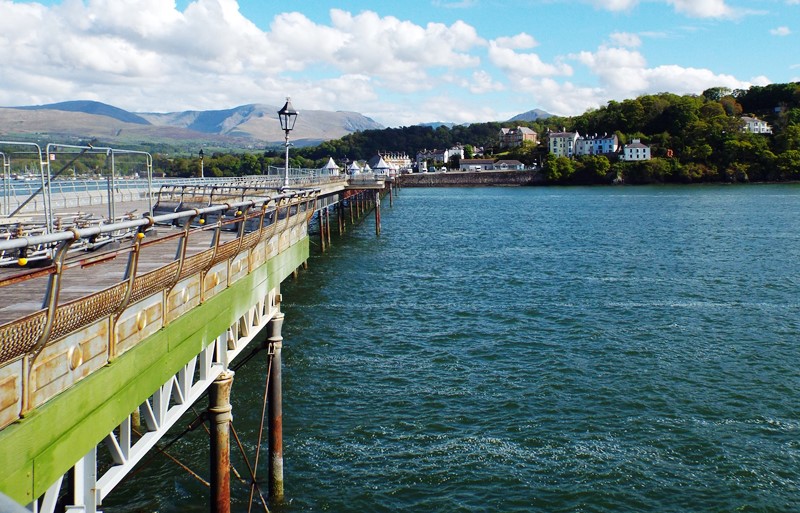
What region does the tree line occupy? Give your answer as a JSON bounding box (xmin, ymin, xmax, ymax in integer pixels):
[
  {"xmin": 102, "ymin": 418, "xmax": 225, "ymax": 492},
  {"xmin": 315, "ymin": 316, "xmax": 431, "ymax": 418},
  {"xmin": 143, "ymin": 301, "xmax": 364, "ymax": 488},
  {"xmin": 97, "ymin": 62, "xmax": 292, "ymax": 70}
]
[{"xmin": 154, "ymin": 82, "xmax": 800, "ymax": 185}]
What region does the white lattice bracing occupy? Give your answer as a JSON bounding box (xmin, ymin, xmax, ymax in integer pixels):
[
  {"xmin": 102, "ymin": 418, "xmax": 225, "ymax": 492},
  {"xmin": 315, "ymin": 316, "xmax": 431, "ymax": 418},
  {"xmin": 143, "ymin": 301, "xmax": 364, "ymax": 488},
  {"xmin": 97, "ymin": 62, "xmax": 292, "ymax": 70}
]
[{"xmin": 27, "ymin": 293, "xmax": 278, "ymax": 513}]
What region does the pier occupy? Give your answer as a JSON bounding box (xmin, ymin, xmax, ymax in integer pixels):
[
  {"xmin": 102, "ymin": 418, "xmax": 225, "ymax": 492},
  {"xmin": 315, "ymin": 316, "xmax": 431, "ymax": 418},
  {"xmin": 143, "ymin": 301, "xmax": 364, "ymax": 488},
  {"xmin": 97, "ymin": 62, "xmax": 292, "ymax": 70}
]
[{"xmin": 0, "ymin": 141, "xmax": 391, "ymax": 512}]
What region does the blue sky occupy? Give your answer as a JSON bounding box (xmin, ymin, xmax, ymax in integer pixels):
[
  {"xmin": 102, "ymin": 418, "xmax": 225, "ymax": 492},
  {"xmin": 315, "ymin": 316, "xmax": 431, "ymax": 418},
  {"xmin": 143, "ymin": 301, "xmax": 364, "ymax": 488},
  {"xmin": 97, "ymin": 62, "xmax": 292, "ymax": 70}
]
[{"xmin": 1, "ymin": 0, "xmax": 798, "ymax": 127}]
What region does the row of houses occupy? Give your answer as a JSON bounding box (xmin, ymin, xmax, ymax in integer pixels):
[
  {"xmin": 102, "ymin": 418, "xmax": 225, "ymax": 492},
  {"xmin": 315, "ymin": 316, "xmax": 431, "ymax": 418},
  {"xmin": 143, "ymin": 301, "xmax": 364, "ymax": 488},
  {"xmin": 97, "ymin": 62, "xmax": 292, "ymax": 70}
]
[{"xmin": 547, "ymin": 130, "xmax": 653, "ymax": 161}]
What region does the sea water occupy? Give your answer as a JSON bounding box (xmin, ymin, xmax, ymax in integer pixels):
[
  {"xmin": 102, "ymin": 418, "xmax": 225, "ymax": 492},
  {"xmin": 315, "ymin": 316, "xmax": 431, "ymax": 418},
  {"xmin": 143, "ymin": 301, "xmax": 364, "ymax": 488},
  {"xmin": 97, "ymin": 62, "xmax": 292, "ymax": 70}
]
[{"xmin": 108, "ymin": 185, "xmax": 800, "ymax": 512}]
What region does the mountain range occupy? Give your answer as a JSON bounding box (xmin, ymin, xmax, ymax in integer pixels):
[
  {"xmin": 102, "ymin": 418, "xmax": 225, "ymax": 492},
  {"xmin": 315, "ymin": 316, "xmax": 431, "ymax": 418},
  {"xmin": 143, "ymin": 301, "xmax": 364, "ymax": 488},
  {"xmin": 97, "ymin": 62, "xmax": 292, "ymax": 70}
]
[
  {"xmin": 0, "ymin": 100, "xmax": 384, "ymax": 150},
  {"xmin": 0, "ymin": 100, "xmax": 552, "ymax": 151}
]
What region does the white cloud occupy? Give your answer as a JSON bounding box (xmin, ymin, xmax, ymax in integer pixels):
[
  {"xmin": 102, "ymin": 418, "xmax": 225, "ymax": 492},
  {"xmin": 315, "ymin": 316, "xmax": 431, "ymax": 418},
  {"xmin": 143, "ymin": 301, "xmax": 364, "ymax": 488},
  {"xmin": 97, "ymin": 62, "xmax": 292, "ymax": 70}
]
[
  {"xmin": 667, "ymin": 0, "xmax": 733, "ymax": 18},
  {"xmin": 488, "ymin": 41, "xmax": 572, "ymax": 78},
  {"xmin": 589, "ymin": 0, "xmax": 737, "ymax": 18},
  {"xmin": 467, "ymin": 70, "xmax": 505, "ymax": 94},
  {"xmin": 552, "ymin": 41, "xmax": 758, "ymax": 115},
  {"xmin": 432, "ymin": 0, "xmax": 478, "ymax": 7},
  {"xmin": 494, "ymin": 33, "xmax": 539, "ymax": 50},
  {"xmin": 749, "ymin": 75, "xmax": 771, "ymax": 86},
  {"xmin": 770, "ymin": 26, "xmax": 792, "ymax": 36},
  {"xmin": 609, "ymin": 32, "xmax": 642, "ymax": 48},
  {"xmin": 325, "ymin": 10, "xmax": 484, "ymax": 87},
  {"xmin": 590, "ymin": 0, "xmax": 639, "ymax": 11},
  {"xmin": 515, "ymin": 77, "xmax": 605, "ymax": 117}
]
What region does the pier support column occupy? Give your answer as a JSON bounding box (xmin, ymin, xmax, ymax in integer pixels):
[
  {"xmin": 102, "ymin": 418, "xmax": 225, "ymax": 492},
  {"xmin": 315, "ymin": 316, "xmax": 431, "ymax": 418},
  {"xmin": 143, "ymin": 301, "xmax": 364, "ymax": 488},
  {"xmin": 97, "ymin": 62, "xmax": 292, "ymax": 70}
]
[
  {"xmin": 349, "ymin": 198, "xmax": 354, "ymax": 224},
  {"xmin": 267, "ymin": 313, "xmax": 285, "ymax": 502},
  {"xmin": 325, "ymin": 207, "xmax": 332, "ymax": 246},
  {"xmin": 209, "ymin": 370, "xmax": 234, "ymax": 513},
  {"xmin": 65, "ymin": 447, "xmax": 98, "ymax": 513},
  {"xmin": 375, "ymin": 191, "xmax": 381, "ymax": 236},
  {"xmin": 337, "ymin": 202, "xmax": 344, "ymax": 235},
  {"xmin": 389, "ymin": 183, "xmax": 394, "ymax": 208},
  {"xmin": 319, "ymin": 208, "xmax": 326, "ymax": 252}
]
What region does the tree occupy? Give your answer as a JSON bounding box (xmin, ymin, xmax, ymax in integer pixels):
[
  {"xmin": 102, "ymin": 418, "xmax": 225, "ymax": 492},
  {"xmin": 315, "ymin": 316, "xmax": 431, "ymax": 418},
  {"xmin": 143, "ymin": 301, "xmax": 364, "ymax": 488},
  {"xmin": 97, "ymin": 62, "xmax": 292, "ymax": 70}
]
[
  {"xmin": 774, "ymin": 124, "xmax": 800, "ymax": 152},
  {"xmin": 719, "ymin": 96, "xmax": 743, "ymax": 117},
  {"xmin": 776, "ymin": 150, "xmax": 800, "ymax": 180},
  {"xmin": 573, "ymin": 155, "xmax": 610, "ymax": 184},
  {"xmin": 702, "ymin": 87, "xmax": 732, "ymax": 102}
]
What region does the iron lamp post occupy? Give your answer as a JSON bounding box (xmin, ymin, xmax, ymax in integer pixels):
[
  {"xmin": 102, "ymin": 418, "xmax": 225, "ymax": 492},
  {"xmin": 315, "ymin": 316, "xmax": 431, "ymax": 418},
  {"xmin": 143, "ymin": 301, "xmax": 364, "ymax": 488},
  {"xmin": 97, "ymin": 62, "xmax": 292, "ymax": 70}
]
[
  {"xmin": 199, "ymin": 148, "xmax": 204, "ymax": 179},
  {"xmin": 277, "ymin": 97, "xmax": 298, "ymax": 189}
]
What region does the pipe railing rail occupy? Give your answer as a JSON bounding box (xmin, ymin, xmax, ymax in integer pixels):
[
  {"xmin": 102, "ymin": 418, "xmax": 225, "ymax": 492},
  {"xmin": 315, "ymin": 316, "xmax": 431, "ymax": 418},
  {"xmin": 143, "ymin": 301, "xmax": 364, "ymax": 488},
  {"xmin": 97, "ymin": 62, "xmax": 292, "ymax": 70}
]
[{"xmin": 0, "ymin": 188, "xmax": 314, "ymax": 257}]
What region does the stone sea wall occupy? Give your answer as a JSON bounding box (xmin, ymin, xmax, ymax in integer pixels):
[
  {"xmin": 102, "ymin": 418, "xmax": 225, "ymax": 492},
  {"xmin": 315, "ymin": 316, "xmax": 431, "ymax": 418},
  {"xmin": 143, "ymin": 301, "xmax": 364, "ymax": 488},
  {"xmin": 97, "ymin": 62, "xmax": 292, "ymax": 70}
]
[{"xmin": 397, "ymin": 170, "xmax": 542, "ymax": 187}]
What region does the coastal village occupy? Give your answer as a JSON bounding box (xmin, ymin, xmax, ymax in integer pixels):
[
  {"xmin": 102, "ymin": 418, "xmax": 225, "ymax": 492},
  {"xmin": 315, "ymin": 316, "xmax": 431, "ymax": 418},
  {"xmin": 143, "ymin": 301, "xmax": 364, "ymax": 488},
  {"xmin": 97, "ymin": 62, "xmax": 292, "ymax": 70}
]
[{"xmin": 339, "ymin": 114, "xmax": 774, "ymax": 176}]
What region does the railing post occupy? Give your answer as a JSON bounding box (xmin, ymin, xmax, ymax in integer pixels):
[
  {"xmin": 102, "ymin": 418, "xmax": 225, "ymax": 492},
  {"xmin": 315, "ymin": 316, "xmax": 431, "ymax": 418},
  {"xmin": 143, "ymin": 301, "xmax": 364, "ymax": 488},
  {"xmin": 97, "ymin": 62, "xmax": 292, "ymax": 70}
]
[
  {"xmin": 267, "ymin": 313, "xmax": 285, "ymax": 502},
  {"xmin": 209, "ymin": 370, "xmax": 234, "ymax": 513}
]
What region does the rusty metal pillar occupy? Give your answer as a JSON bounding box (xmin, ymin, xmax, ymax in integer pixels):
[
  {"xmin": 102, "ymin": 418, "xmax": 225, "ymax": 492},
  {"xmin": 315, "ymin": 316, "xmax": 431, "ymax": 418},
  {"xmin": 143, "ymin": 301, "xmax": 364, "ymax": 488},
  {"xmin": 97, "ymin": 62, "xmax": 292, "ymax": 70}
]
[
  {"xmin": 319, "ymin": 207, "xmax": 326, "ymax": 252},
  {"xmin": 209, "ymin": 370, "xmax": 235, "ymax": 513},
  {"xmin": 349, "ymin": 197, "xmax": 355, "ymax": 224},
  {"xmin": 267, "ymin": 313, "xmax": 285, "ymax": 502},
  {"xmin": 337, "ymin": 202, "xmax": 344, "ymax": 235},
  {"xmin": 325, "ymin": 207, "xmax": 332, "ymax": 246},
  {"xmin": 375, "ymin": 190, "xmax": 381, "ymax": 236}
]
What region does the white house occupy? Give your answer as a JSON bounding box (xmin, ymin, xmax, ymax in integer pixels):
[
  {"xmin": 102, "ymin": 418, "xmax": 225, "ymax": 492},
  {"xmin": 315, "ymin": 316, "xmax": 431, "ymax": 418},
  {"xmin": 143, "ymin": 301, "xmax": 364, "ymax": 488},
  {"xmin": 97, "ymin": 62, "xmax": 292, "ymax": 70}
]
[
  {"xmin": 741, "ymin": 116, "xmax": 773, "ymax": 134},
  {"xmin": 459, "ymin": 158, "xmax": 495, "ymax": 171},
  {"xmin": 548, "ymin": 130, "xmax": 580, "ymax": 158},
  {"xmin": 575, "ymin": 133, "xmax": 619, "ymax": 156},
  {"xmin": 416, "ymin": 145, "xmax": 464, "ymax": 170},
  {"xmin": 621, "ymin": 139, "xmax": 651, "ymax": 161},
  {"xmin": 493, "ymin": 160, "xmax": 525, "ymax": 171}
]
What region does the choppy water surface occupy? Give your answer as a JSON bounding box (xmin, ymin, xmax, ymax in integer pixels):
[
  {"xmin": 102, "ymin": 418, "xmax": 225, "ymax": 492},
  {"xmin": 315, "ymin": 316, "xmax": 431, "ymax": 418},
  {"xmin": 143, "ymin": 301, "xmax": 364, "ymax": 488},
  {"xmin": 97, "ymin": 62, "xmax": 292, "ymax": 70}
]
[{"xmin": 110, "ymin": 185, "xmax": 800, "ymax": 512}]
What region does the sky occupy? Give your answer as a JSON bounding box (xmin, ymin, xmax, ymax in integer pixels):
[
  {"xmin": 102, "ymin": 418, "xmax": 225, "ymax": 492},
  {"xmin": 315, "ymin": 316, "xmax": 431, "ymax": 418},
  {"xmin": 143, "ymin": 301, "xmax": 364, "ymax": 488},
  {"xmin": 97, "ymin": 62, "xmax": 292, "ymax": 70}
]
[{"xmin": 0, "ymin": 0, "xmax": 798, "ymax": 127}]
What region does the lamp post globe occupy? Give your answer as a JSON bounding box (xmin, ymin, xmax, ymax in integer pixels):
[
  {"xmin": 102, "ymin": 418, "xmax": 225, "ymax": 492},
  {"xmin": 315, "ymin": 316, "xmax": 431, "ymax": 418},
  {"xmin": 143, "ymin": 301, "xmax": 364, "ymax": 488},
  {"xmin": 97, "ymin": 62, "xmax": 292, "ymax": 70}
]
[{"xmin": 277, "ymin": 98, "xmax": 298, "ymax": 189}]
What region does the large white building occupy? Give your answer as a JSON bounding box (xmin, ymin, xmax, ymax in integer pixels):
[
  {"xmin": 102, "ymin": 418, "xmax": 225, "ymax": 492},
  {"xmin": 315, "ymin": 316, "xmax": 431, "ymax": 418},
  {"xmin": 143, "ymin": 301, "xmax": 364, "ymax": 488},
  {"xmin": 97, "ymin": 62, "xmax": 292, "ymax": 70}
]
[
  {"xmin": 741, "ymin": 116, "xmax": 773, "ymax": 134},
  {"xmin": 380, "ymin": 151, "xmax": 412, "ymax": 171},
  {"xmin": 620, "ymin": 139, "xmax": 651, "ymax": 161},
  {"xmin": 548, "ymin": 130, "xmax": 580, "ymax": 158}
]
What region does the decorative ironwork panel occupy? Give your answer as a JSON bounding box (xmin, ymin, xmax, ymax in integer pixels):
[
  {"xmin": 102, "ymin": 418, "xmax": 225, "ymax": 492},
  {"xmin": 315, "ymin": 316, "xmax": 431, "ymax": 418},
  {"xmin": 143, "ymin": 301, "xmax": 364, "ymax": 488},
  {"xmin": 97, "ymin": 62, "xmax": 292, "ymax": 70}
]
[
  {"xmin": 0, "ymin": 311, "xmax": 46, "ymax": 365},
  {"xmin": 211, "ymin": 240, "xmax": 240, "ymax": 265},
  {"xmin": 130, "ymin": 261, "xmax": 180, "ymax": 304},
  {"xmin": 178, "ymin": 250, "xmax": 214, "ymax": 281},
  {"xmin": 241, "ymin": 230, "xmax": 262, "ymax": 251},
  {"xmin": 49, "ymin": 283, "xmax": 128, "ymax": 341}
]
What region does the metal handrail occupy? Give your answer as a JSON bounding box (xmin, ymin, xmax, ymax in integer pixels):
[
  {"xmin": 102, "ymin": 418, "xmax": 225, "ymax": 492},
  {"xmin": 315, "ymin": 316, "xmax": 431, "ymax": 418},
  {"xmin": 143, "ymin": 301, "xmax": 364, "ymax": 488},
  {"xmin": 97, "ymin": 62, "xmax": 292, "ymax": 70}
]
[{"xmin": 0, "ymin": 190, "xmax": 310, "ymax": 252}]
